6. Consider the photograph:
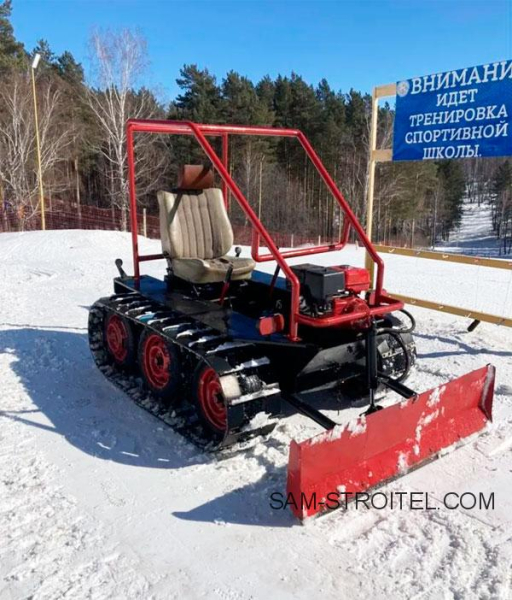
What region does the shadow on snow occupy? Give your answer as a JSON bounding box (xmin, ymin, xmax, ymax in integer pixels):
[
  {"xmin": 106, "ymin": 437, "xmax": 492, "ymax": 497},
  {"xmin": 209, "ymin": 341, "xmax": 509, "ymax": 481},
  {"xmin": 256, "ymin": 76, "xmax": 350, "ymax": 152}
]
[
  {"xmin": 0, "ymin": 326, "xmax": 296, "ymax": 527},
  {"xmin": 415, "ymin": 331, "xmax": 512, "ymax": 359},
  {"xmin": 0, "ymin": 326, "xmax": 209, "ymax": 471}
]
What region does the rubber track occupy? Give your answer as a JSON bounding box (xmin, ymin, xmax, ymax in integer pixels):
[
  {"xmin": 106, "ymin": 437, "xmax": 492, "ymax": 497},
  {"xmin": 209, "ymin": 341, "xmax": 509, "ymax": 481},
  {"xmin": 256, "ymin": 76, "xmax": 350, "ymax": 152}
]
[{"xmin": 88, "ymin": 292, "xmax": 281, "ymax": 450}]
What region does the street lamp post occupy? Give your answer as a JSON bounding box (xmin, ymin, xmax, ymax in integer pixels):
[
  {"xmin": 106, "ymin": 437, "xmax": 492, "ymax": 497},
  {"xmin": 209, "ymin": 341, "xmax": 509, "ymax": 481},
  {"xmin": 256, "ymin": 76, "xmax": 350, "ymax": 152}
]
[{"xmin": 31, "ymin": 53, "xmax": 45, "ymax": 230}]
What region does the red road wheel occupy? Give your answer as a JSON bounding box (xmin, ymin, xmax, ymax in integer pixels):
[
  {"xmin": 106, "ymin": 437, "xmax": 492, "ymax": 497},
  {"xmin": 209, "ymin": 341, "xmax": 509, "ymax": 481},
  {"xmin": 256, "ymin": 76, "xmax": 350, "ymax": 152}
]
[
  {"xmin": 105, "ymin": 313, "xmax": 135, "ymax": 367},
  {"xmin": 193, "ymin": 364, "xmax": 227, "ymax": 436},
  {"xmin": 138, "ymin": 330, "xmax": 181, "ymax": 402}
]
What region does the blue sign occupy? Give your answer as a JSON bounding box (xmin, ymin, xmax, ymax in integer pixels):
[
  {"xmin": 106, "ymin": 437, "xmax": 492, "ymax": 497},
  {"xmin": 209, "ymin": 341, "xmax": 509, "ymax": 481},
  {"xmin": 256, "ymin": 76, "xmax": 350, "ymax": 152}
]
[{"xmin": 393, "ymin": 60, "xmax": 512, "ymax": 161}]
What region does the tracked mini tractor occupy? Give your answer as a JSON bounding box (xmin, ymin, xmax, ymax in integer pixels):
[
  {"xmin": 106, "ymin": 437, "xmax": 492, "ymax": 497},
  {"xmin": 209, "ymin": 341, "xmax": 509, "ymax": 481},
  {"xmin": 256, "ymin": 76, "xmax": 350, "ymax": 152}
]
[{"xmin": 88, "ymin": 120, "xmax": 495, "ymax": 519}]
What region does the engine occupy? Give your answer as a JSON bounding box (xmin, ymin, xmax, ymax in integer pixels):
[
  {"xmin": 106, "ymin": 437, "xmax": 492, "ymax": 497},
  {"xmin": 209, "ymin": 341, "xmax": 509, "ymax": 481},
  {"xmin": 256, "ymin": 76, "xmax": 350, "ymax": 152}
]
[{"xmin": 291, "ymin": 263, "xmax": 371, "ymax": 317}]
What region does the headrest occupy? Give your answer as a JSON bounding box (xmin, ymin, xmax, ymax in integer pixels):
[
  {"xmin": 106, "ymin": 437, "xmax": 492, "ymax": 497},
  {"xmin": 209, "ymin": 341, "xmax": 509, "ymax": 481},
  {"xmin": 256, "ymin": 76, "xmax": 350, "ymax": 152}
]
[{"xmin": 178, "ymin": 165, "xmax": 214, "ymax": 190}]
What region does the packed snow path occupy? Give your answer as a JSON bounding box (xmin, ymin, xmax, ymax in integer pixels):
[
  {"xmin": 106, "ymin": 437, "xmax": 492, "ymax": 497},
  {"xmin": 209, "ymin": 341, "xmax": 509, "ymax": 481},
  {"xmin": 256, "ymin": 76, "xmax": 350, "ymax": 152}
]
[
  {"xmin": 439, "ymin": 197, "xmax": 505, "ymax": 257},
  {"xmin": 1, "ymin": 230, "xmax": 511, "ymax": 599}
]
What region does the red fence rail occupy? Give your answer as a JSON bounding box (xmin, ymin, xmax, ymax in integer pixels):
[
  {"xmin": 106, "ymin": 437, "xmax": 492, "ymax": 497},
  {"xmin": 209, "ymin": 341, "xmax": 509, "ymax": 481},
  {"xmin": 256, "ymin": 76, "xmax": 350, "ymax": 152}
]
[
  {"xmin": 0, "ymin": 202, "xmax": 158, "ymax": 237},
  {"xmin": 0, "ymin": 200, "xmax": 324, "ymax": 249}
]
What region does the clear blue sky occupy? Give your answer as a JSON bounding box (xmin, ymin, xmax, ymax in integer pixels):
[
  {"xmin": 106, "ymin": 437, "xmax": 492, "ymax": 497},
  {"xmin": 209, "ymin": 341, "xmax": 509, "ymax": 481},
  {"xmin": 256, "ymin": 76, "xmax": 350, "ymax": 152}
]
[{"xmin": 11, "ymin": 0, "xmax": 512, "ymax": 101}]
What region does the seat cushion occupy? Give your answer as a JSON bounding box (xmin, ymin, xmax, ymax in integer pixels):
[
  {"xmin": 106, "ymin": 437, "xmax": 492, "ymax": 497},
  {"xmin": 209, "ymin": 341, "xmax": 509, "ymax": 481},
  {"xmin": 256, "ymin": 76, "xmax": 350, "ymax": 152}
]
[
  {"xmin": 172, "ymin": 256, "xmax": 256, "ymax": 284},
  {"xmin": 157, "ymin": 189, "xmax": 233, "ymax": 259}
]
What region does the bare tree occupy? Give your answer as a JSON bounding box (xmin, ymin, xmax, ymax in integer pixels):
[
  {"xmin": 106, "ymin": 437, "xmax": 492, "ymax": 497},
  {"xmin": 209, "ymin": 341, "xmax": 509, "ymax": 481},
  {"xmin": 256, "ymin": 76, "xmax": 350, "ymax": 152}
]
[
  {"xmin": 0, "ymin": 71, "xmax": 72, "ymax": 228},
  {"xmin": 85, "ymin": 29, "xmax": 168, "ymax": 228}
]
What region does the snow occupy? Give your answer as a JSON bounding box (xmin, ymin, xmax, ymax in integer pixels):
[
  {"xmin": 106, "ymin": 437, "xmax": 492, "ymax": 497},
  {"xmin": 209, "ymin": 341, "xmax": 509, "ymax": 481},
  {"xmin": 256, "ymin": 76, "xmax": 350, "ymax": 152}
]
[
  {"xmin": 407, "ymin": 197, "xmax": 512, "ymax": 315},
  {"xmin": 437, "ymin": 198, "xmax": 506, "ymax": 258},
  {"xmin": 418, "ymin": 409, "xmax": 440, "ymax": 428},
  {"xmin": 347, "ymin": 415, "xmax": 367, "ymax": 437},
  {"xmin": 427, "ymin": 384, "xmax": 446, "ymax": 407},
  {"xmin": 397, "ymin": 452, "xmax": 411, "ymax": 475},
  {"xmin": 1, "ymin": 227, "xmax": 512, "ymax": 599}
]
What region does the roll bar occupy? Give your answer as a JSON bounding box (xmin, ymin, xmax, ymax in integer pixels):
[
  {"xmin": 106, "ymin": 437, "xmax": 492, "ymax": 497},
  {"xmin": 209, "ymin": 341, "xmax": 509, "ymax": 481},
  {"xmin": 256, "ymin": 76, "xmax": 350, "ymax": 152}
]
[{"xmin": 126, "ymin": 119, "xmax": 397, "ymax": 340}]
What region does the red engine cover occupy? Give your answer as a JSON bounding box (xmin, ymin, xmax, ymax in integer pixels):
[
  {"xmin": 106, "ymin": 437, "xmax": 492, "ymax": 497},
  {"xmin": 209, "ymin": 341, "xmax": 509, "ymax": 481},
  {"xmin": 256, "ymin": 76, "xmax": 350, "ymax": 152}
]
[{"xmin": 332, "ymin": 266, "xmax": 370, "ymax": 294}]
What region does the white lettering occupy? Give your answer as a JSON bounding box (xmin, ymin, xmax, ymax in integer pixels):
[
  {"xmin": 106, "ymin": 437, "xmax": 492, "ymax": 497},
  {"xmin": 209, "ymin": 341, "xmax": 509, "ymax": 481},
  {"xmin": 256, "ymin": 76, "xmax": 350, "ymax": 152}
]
[
  {"xmin": 482, "ymin": 62, "xmax": 500, "ymax": 82},
  {"xmin": 500, "ymin": 61, "xmax": 512, "ymax": 81},
  {"xmin": 496, "ymin": 104, "xmax": 508, "ymax": 118},
  {"xmin": 467, "ymin": 67, "xmax": 481, "ymax": 86},
  {"xmin": 496, "ymin": 122, "xmax": 508, "ymax": 137},
  {"xmin": 411, "ymin": 78, "xmax": 423, "ymax": 94}
]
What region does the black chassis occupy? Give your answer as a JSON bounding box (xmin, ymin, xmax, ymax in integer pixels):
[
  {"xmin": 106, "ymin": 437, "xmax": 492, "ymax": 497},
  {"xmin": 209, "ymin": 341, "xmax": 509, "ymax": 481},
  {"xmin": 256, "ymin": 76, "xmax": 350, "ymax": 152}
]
[{"xmin": 112, "ymin": 268, "xmax": 415, "ymax": 418}]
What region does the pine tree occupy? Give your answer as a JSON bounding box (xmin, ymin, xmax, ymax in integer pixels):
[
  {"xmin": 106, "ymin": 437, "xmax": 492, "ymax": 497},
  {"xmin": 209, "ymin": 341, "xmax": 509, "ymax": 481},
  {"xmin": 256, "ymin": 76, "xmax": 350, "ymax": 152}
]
[
  {"xmin": 492, "ymin": 160, "xmax": 512, "ymax": 196},
  {"xmin": 0, "ymin": 0, "xmax": 25, "ymax": 73},
  {"xmin": 436, "ymin": 160, "xmax": 466, "ymax": 240},
  {"xmin": 33, "ymin": 39, "xmax": 56, "ymax": 66},
  {"xmin": 491, "ymin": 160, "xmax": 512, "ymax": 241},
  {"xmin": 256, "ymin": 76, "xmax": 275, "ymax": 123},
  {"xmin": 173, "ymin": 64, "xmax": 222, "ymax": 123},
  {"xmin": 57, "ymin": 51, "xmax": 84, "ymax": 85}
]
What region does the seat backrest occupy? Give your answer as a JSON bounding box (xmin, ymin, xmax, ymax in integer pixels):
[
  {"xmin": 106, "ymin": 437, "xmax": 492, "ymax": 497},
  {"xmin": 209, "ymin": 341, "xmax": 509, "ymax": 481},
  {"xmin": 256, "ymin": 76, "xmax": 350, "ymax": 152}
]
[{"xmin": 157, "ymin": 165, "xmax": 234, "ymax": 260}]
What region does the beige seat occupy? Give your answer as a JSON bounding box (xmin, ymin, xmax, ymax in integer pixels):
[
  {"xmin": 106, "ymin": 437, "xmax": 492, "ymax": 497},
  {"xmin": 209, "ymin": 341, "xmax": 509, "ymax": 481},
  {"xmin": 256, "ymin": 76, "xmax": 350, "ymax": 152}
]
[{"xmin": 157, "ymin": 165, "xmax": 255, "ymax": 284}]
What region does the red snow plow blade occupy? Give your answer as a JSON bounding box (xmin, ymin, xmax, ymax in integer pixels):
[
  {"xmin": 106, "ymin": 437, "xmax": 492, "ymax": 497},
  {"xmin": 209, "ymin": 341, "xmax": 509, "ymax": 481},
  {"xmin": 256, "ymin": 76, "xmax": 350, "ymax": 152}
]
[{"xmin": 286, "ymin": 364, "xmax": 495, "ymax": 520}]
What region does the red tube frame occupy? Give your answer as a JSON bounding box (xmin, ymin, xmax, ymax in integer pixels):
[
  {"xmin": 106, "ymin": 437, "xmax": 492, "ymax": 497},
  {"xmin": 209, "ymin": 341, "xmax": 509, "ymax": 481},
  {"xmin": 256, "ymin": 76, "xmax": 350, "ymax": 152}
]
[{"xmin": 126, "ymin": 119, "xmax": 402, "ymax": 340}]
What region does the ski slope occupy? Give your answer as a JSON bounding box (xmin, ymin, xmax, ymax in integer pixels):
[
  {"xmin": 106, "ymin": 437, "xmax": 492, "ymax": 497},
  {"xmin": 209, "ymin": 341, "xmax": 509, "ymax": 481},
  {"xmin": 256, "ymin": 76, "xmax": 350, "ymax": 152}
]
[
  {"xmin": 396, "ymin": 196, "xmax": 512, "ymax": 317},
  {"xmin": 438, "ymin": 197, "xmax": 506, "ymax": 258},
  {"xmin": 1, "ymin": 229, "xmax": 512, "ymax": 600}
]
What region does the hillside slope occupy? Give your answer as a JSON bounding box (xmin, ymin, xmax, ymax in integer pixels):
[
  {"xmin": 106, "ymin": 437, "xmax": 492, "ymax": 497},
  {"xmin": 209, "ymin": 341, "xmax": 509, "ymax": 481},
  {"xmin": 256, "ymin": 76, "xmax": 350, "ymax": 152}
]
[{"xmin": 439, "ymin": 198, "xmax": 504, "ymax": 257}]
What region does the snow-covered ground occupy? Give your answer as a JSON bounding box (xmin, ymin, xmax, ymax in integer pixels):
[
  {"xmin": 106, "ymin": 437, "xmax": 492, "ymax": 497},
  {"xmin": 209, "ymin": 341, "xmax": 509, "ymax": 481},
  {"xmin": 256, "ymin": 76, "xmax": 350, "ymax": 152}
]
[
  {"xmin": 437, "ymin": 197, "xmax": 508, "ymax": 258},
  {"xmin": 1, "ymin": 229, "xmax": 512, "ymax": 599},
  {"xmin": 400, "ymin": 197, "xmax": 512, "ymax": 316}
]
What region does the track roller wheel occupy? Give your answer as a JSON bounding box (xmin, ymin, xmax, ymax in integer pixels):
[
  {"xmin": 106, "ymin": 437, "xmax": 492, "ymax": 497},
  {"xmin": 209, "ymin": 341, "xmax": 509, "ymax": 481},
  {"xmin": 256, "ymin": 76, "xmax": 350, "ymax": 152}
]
[
  {"xmin": 138, "ymin": 330, "xmax": 181, "ymax": 402},
  {"xmin": 192, "ymin": 362, "xmax": 228, "ymax": 442},
  {"xmin": 104, "ymin": 312, "xmax": 136, "ymax": 368}
]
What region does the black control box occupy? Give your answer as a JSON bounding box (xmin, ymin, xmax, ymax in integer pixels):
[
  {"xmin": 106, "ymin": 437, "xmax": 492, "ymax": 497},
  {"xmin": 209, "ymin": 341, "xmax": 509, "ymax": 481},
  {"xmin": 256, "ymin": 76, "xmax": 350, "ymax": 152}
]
[{"xmin": 291, "ymin": 263, "xmax": 346, "ymax": 304}]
